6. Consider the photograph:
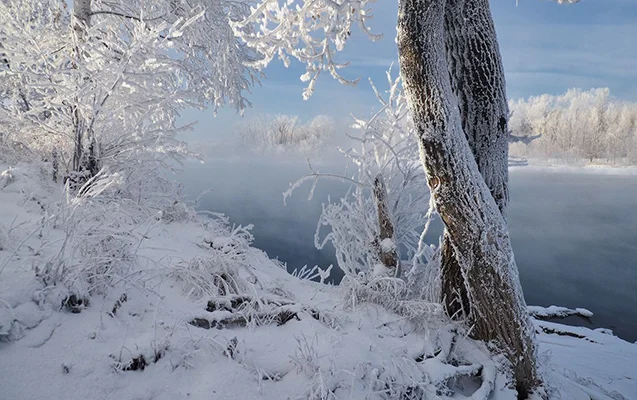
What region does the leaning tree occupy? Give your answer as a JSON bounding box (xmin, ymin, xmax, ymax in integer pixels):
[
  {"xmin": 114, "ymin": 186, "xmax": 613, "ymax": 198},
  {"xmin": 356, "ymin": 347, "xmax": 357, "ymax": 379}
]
[
  {"xmin": 233, "ymin": 0, "xmax": 580, "ymax": 395},
  {"xmin": 397, "ymin": 0, "xmax": 539, "ymax": 394}
]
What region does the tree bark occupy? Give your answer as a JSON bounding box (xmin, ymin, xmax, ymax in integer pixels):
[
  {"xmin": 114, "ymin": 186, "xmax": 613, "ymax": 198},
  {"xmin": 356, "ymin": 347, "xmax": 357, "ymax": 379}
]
[
  {"xmin": 396, "ymin": 0, "xmax": 539, "ymax": 395},
  {"xmin": 444, "ymin": 0, "xmax": 510, "ymax": 215},
  {"xmin": 373, "ymin": 174, "xmax": 400, "ymax": 275},
  {"xmin": 73, "ymin": 0, "xmax": 92, "ymax": 35},
  {"xmin": 440, "ymin": 0, "xmax": 510, "ymax": 320},
  {"xmin": 70, "ymin": 0, "xmax": 93, "ymax": 185}
]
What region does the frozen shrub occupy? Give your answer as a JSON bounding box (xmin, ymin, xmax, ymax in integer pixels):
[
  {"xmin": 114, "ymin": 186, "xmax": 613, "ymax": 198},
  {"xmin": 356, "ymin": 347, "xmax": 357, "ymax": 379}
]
[
  {"xmin": 285, "ymin": 70, "xmax": 432, "ymax": 280},
  {"xmin": 170, "ymin": 217, "xmax": 255, "ymax": 299},
  {"xmin": 158, "ymin": 201, "xmax": 195, "ymax": 224}
]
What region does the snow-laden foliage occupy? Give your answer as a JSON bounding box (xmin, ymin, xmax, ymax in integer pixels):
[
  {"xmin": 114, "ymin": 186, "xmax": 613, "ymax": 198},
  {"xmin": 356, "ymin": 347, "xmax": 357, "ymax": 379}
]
[
  {"xmin": 169, "ymin": 216, "xmax": 256, "ymax": 299},
  {"xmin": 235, "ymin": 114, "xmax": 335, "ymax": 154},
  {"xmin": 291, "ymin": 264, "xmax": 333, "ymax": 283},
  {"xmin": 0, "ymin": 0, "xmax": 259, "ymax": 197},
  {"xmin": 231, "ymin": 0, "xmax": 579, "ymax": 100},
  {"xmin": 340, "ymin": 275, "xmax": 444, "ymax": 324},
  {"xmin": 231, "ymin": 0, "xmax": 381, "ymax": 99},
  {"xmin": 509, "ymin": 88, "xmax": 637, "ymax": 164},
  {"xmin": 285, "ymin": 70, "xmax": 433, "ymax": 280},
  {"xmin": 36, "ymin": 174, "xmax": 141, "ymax": 296}
]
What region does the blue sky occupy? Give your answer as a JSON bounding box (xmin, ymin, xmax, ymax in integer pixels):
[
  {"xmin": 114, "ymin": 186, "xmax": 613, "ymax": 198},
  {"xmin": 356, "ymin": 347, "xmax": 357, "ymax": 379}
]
[{"xmin": 186, "ymin": 0, "xmax": 637, "ymax": 141}]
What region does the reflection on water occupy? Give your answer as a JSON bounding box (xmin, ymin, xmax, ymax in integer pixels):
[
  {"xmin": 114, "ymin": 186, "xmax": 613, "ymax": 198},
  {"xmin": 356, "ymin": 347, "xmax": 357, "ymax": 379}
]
[{"xmin": 181, "ymin": 160, "xmax": 637, "ymax": 342}]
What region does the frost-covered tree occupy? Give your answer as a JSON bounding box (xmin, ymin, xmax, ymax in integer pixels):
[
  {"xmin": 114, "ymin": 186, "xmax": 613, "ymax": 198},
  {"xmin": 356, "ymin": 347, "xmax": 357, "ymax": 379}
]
[
  {"xmin": 0, "ymin": 0, "xmax": 259, "ymax": 196},
  {"xmin": 396, "ymin": 0, "xmax": 540, "ymax": 393}
]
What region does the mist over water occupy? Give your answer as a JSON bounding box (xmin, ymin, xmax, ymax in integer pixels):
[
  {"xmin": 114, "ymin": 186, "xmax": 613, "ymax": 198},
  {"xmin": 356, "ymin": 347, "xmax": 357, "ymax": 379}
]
[
  {"xmin": 179, "ymin": 156, "xmax": 637, "ymax": 342},
  {"xmin": 508, "ymin": 168, "xmax": 637, "ymax": 342}
]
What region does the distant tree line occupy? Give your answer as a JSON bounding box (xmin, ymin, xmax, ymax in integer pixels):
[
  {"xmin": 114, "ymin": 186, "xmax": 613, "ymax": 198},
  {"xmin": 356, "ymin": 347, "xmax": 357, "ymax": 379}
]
[
  {"xmin": 235, "ymin": 115, "xmax": 334, "ymax": 153},
  {"xmin": 509, "ymin": 88, "xmax": 637, "ymax": 165}
]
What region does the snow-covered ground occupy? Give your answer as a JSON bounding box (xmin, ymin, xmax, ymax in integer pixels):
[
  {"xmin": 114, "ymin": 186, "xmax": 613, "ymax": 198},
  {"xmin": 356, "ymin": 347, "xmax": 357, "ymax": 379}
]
[{"xmin": 1, "ymin": 162, "xmax": 636, "ymax": 400}]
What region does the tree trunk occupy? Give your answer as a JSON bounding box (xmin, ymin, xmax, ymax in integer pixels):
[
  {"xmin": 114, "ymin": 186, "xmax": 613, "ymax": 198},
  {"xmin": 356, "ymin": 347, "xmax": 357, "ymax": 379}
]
[
  {"xmin": 70, "ymin": 0, "xmax": 93, "ymax": 186},
  {"xmin": 373, "ymin": 174, "xmax": 400, "ymax": 275},
  {"xmin": 440, "ymin": 232, "xmax": 470, "ymax": 317},
  {"xmin": 396, "ymin": 0, "xmax": 539, "ymax": 395},
  {"xmin": 441, "ymin": 0, "xmax": 510, "ymax": 320},
  {"xmin": 445, "ymin": 0, "xmax": 510, "ymax": 215},
  {"xmin": 73, "ymin": 0, "xmax": 92, "ymax": 36}
]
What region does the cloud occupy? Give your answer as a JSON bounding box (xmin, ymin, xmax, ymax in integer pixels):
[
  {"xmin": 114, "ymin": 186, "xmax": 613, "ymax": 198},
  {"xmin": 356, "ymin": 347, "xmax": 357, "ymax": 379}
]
[{"xmin": 498, "ymin": 22, "xmax": 637, "ymax": 99}]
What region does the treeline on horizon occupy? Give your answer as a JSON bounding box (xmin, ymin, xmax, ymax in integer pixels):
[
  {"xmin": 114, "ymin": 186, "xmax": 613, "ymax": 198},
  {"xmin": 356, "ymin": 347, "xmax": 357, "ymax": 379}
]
[{"xmin": 509, "ymin": 88, "xmax": 637, "ymax": 165}]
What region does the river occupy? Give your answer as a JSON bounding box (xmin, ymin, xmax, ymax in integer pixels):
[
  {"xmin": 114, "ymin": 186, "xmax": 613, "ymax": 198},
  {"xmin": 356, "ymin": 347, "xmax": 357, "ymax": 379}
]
[{"xmin": 180, "ymin": 158, "xmax": 637, "ymax": 342}]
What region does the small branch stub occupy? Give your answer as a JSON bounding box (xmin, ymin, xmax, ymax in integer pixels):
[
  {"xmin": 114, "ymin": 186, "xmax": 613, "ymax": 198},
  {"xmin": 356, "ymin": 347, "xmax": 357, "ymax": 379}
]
[{"xmin": 372, "ymin": 175, "xmax": 399, "ymax": 275}]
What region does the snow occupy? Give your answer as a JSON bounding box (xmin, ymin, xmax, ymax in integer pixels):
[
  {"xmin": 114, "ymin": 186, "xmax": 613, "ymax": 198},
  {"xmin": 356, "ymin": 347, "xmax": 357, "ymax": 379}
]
[
  {"xmin": 575, "ymin": 308, "xmax": 594, "ymax": 318},
  {"xmin": 380, "ymin": 238, "xmax": 396, "ymax": 253},
  {"xmin": 528, "ymin": 305, "xmax": 593, "ymax": 319},
  {"xmin": 535, "ymin": 320, "xmax": 637, "ymax": 399},
  {"xmin": 1, "ymin": 162, "xmax": 636, "ymax": 399},
  {"xmin": 372, "ymin": 263, "xmax": 392, "ymax": 277}
]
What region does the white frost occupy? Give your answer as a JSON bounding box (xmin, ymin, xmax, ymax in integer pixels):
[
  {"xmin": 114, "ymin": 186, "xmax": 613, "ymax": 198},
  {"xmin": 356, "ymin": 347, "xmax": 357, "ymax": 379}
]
[{"xmin": 380, "ymin": 238, "xmax": 396, "ymax": 253}]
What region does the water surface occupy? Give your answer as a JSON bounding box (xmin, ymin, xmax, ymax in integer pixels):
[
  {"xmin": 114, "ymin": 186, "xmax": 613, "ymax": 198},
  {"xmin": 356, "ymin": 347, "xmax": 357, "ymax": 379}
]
[{"xmin": 181, "ymin": 160, "xmax": 637, "ymax": 342}]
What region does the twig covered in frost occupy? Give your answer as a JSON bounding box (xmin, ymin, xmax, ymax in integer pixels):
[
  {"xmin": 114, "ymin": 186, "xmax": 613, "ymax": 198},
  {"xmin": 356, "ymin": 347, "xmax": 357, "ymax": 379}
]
[
  {"xmin": 232, "ymin": 0, "xmax": 381, "ymax": 99},
  {"xmin": 291, "ymin": 264, "xmax": 333, "ymax": 284},
  {"xmin": 341, "ymin": 275, "xmax": 444, "ymax": 324}
]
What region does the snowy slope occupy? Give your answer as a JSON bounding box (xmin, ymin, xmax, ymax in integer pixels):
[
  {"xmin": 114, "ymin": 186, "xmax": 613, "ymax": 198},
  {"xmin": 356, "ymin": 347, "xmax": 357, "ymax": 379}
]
[{"xmin": 0, "ymin": 162, "xmax": 635, "ymax": 400}]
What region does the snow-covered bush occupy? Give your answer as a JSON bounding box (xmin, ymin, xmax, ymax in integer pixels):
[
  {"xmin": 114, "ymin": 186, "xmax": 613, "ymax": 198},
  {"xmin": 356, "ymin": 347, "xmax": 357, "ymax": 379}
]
[
  {"xmin": 340, "ymin": 275, "xmax": 444, "ymax": 324},
  {"xmin": 170, "ymin": 216, "xmax": 255, "ymax": 299},
  {"xmin": 286, "ymin": 70, "xmax": 432, "ymax": 280},
  {"xmin": 157, "ymin": 201, "xmax": 196, "ymax": 224},
  {"xmin": 27, "ymin": 169, "xmax": 144, "ymax": 298},
  {"xmin": 38, "ymin": 203, "xmax": 138, "ymax": 297}
]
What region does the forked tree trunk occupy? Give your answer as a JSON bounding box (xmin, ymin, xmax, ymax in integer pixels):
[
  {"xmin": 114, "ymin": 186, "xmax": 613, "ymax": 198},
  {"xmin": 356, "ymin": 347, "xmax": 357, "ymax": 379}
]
[
  {"xmin": 396, "ymin": 0, "xmax": 539, "ymax": 395},
  {"xmin": 441, "ymin": 0, "xmax": 510, "ymax": 319}
]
